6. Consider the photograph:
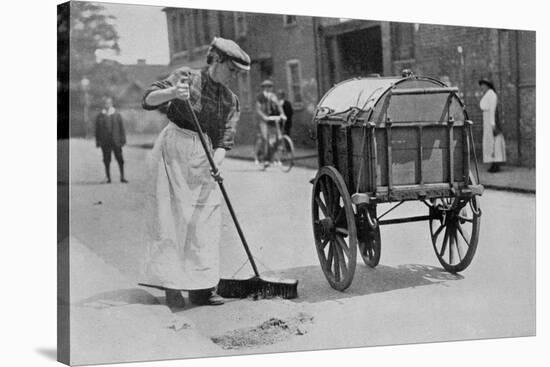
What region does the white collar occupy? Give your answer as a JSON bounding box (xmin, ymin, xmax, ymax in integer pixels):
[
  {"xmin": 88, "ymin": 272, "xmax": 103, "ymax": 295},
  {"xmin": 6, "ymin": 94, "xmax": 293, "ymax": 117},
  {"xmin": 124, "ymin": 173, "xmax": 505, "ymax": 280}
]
[{"xmin": 102, "ymin": 107, "xmax": 116, "ymax": 115}]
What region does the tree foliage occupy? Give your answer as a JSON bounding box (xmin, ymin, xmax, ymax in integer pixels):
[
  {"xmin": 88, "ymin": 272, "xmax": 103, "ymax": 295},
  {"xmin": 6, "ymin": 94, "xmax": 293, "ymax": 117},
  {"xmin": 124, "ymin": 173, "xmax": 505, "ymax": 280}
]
[
  {"xmin": 88, "ymin": 60, "xmax": 131, "ymax": 107},
  {"xmin": 67, "ymin": 2, "xmax": 120, "ymax": 81}
]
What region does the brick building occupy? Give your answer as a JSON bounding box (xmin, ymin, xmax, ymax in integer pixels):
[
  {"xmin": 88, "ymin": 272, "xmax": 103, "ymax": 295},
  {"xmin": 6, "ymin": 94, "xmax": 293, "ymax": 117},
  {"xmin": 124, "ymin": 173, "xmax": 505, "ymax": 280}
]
[
  {"xmin": 162, "ymin": 8, "xmax": 319, "ymax": 147},
  {"xmin": 162, "ymin": 8, "xmax": 536, "ymax": 166}
]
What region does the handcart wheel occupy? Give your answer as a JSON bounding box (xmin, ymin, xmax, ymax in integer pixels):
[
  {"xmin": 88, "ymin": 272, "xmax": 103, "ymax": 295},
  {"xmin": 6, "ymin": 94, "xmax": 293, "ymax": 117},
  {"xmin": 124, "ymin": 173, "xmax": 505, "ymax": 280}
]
[
  {"xmin": 428, "ymin": 190, "xmax": 481, "ymax": 273},
  {"xmin": 312, "ymin": 166, "xmax": 357, "ymax": 291},
  {"xmin": 275, "ymin": 135, "xmax": 295, "ymax": 172},
  {"xmin": 357, "ymin": 206, "xmax": 381, "ymax": 268}
]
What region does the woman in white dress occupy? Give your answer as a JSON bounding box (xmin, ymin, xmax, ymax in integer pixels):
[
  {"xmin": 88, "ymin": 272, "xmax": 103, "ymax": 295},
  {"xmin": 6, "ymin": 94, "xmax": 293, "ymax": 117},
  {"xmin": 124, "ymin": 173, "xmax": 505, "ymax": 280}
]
[
  {"xmin": 479, "ymin": 79, "xmax": 506, "ymax": 172},
  {"xmin": 140, "ymin": 38, "xmax": 250, "ymax": 308}
]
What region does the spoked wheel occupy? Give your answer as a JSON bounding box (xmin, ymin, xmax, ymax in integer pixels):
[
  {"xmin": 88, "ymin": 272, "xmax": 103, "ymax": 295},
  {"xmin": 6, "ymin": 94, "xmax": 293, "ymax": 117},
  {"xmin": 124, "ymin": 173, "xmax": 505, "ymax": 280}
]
[
  {"xmin": 429, "ymin": 195, "xmax": 481, "ymax": 273},
  {"xmin": 357, "ymin": 206, "xmax": 381, "ymax": 268},
  {"xmin": 312, "ymin": 166, "xmax": 357, "ymax": 291},
  {"xmin": 274, "ymin": 135, "xmax": 295, "ymax": 172}
]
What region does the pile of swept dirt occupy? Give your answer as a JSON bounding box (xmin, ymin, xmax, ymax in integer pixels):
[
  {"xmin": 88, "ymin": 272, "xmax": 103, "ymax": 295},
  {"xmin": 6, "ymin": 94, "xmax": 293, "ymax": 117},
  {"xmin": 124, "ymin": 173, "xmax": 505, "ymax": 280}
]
[{"xmin": 211, "ymin": 312, "xmax": 314, "ymax": 350}]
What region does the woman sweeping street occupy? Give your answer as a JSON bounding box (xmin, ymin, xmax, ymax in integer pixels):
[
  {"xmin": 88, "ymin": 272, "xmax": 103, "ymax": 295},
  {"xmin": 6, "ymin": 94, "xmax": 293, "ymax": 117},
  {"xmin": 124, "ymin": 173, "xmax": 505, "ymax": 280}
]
[
  {"xmin": 479, "ymin": 78, "xmax": 506, "ymax": 172},
  {"xmin": 140, "ymin": 37, "xmax": 250, "ymax": 308}
]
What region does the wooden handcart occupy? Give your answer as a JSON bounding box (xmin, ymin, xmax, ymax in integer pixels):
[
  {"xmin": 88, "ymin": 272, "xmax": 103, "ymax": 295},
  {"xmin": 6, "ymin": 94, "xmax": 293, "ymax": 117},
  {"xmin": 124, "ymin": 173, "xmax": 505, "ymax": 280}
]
[{"xmin": 311, "ymin": 75, "xmax": 484, "ymax": 291}]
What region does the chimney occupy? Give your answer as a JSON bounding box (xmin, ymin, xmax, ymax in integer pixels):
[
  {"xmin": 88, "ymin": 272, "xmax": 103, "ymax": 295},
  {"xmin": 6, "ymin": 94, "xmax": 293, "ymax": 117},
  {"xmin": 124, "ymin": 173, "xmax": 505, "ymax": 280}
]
[{"xmin": 137, "ymin": 58, "xmax": 146, "ymax": 65}]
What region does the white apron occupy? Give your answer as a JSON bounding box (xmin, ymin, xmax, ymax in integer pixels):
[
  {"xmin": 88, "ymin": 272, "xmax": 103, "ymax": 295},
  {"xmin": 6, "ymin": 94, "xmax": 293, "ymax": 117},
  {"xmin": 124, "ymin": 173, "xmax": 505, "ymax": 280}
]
[
  {"xmin": 480, "ymin": 89, "xmax": 506, "ymax": 163},
  {"xmin": 141, "ymin": 123, "xmax": 222, "ymax": 290}
]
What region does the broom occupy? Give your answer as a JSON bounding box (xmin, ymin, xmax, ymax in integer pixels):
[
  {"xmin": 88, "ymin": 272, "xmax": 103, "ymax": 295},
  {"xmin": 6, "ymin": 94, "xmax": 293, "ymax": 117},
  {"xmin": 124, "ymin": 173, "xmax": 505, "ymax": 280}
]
[{"xmin": 175, "ymin": 98, "xmax": 298, "ymax": 300}]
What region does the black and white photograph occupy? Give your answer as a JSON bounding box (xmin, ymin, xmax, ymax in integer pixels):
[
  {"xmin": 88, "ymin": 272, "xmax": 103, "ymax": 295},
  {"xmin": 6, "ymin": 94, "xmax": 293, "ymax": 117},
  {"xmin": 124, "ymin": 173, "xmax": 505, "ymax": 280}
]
[{"xmin": 52, "ymin": 0, "xmax": 542, "ymax": 365}]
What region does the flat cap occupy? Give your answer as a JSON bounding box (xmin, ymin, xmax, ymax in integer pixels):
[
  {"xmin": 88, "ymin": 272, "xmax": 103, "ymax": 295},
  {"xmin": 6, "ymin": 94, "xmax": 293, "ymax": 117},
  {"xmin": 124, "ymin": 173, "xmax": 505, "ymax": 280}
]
[
  {"xmin": 261, "ymin": 79, "xmax": 274, "ymax": 87},
  {"xmin": 210, "ymin": 37, "xmax": 250, "ymax": 71}
]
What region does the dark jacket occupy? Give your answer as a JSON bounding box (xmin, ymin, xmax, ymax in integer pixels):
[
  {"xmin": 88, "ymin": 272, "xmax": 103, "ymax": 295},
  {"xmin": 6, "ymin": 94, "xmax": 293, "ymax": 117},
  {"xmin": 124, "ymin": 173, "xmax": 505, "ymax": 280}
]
[
  {"xmin": 95, "ymin": 111, "xmax": 126, "ymax": 147},
  {"xmin": 281, "ymin": 99, "xmax": 293, "ymax": 124}
]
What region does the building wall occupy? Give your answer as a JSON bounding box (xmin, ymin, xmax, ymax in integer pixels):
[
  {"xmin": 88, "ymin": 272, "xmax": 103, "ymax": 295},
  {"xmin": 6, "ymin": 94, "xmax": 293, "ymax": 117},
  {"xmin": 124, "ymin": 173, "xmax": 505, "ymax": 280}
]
[
  {"xmin": 162, "ymin": 8, "xmax": 535, "ymax": 166},
  {"xmin": 409, "ymin": 24, "xmax": 536, "ymax": 167},
  {"xmin": 410, "ymin": 25, "xmax": 493, "ymax": 162},
  {"xmin": 163, "ymin": 8, "xmax": 319, "ymax": 148},
  {"xmin": 516, "ymin": 31, "xmax": 536, "ymax": 167},
  {"xmin": 236, "ymin": 14, "xmax": 318, "ymax": 147}
]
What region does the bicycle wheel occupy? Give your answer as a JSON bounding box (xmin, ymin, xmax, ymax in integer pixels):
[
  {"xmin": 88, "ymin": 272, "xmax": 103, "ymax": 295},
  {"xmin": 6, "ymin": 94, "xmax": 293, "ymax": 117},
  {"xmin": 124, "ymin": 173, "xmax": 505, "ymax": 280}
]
[{"xmin": 275, "ymin": 135, "xmax": 295, "ymax": 172}]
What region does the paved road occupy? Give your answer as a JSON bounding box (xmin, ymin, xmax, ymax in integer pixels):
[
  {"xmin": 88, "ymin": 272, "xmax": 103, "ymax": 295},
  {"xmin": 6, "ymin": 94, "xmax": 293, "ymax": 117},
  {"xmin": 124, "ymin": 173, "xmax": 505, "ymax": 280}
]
[{"xmin": 66, "ymin": 139, "xmax": 536, "ymax": 364}]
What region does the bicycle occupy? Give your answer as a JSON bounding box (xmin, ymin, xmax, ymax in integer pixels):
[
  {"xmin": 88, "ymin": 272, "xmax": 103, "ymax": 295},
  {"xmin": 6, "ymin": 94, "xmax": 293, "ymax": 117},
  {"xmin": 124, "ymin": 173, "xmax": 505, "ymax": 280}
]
[{"xmin": 254, "ymin": 116, "xmax": 295, "ymax": 172}]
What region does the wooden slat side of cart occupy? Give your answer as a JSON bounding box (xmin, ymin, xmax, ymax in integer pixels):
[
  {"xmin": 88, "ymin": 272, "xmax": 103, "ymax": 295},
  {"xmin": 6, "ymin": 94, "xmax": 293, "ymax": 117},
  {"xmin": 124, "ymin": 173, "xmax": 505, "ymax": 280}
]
[
  {"xmin": 311, "ymin": 76, "xmax": 484, "ymax": 291},
  {"xmin": 316, "ymin": 76, "xmax": 483, "ymax": 203}
]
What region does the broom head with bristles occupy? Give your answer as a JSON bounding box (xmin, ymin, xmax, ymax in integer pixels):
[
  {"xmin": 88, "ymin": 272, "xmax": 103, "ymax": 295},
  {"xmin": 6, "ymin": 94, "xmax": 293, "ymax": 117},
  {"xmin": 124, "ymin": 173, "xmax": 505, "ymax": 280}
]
[{"xmin": 217, "ymin": 276, "xmax": 298, "ymax": 300}]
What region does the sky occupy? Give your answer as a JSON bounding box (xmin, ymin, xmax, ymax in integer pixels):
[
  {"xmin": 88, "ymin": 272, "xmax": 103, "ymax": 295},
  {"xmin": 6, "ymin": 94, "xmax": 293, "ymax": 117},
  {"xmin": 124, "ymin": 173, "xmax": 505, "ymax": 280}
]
[{"xmin": 96, "ymin": 2, "xmax": 170, "ymax": 65}]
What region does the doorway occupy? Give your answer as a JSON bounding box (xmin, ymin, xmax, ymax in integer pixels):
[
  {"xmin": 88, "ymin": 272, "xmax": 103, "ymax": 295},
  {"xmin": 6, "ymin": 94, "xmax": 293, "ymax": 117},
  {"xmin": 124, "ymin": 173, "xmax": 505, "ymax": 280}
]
[{"xmin": 327, "ymin": 26, "xmax": 383, "ymax": 84}]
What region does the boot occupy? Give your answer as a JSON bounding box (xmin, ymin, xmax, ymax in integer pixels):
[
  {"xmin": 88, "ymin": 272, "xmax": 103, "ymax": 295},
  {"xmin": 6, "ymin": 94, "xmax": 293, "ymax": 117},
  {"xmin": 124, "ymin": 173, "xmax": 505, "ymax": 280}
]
[
  {"xmin": 104, "ymin": 164, "xmax": 111, "ymax": 183},
  {"xmin": 165, "ymin": 289, "xmax": 185, "ymax": 309},
  {"xmin": 189, "ymin": 288, "xmax": 225, "ymax": 306},
  {"xmin": 119, "ymin": 163, "xmax": 128, "ymax": 183}
]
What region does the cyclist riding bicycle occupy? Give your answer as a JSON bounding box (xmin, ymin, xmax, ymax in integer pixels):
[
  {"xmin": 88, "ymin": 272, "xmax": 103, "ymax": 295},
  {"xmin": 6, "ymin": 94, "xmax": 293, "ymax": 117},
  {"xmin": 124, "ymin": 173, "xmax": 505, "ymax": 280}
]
[{"xmin": 255, "ymin": 79, "xmax": 287, "ymax": 167}]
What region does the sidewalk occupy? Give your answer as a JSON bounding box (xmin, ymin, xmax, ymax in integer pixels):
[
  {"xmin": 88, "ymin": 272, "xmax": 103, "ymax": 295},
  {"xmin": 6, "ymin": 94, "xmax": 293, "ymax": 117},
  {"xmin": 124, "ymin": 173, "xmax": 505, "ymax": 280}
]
[
  {"xmin": 226, "ymin": 144, "xmax": 536, "ymax": 194},
  {"xmin": 67, "ymin": 235, "xmax": 221, "ymax": 365}
]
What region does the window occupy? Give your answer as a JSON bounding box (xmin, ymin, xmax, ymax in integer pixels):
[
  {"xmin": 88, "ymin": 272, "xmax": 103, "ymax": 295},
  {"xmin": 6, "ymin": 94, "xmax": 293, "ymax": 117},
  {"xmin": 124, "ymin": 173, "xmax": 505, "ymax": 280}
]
[
  {"xmin": 171, "ymin": 11, "xmax": 188, "ymax": 53},
  {"xmin": 190, "ymin": 10, "xmax": 211, "ymax": 48},
  {"xmin": 286, "ymin": 60, "xmax": 303, "ymax": 106},
  {"xmin": 171, "ymin": 14, "xmax": 180, "ymax": 52},
  {"xmin": 237, "ymin": 72, "xmax": 251, "ymax": 110},
  {"xmin": 391, "ymin": 23, "xmax": 415, "ymax": 60},
  {"xmin": 217, "ymin": 12, "xmax": 228, "ymax": 38},
  {"xmin": 259, "ymin": 58, "xmax": 274, "ymax": 81},
  {"xmin": 192, "ymin": 9, "xmax": 202, "ymax": 47},
  {"xmin": 283, "ymin": 15, "xmax": 297, "ymax": 26},
  {"xmin": 177, "ymin": 12, "xmax": 187, "ymax": 52},
  {"xmin": 234, "ymin": 12, "xmax": 247, "ymax": 38},
  {"xmin": 202, "ymin": 11, "xmax": 210, "ymax": 44}
]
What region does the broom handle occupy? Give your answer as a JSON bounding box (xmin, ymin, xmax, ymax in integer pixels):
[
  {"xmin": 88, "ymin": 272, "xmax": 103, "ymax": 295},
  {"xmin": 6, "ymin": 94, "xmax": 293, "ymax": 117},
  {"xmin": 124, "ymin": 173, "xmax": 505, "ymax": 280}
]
[{"xmin": 179, "ymin": 99, "xmax": 260, "ymax": 277}]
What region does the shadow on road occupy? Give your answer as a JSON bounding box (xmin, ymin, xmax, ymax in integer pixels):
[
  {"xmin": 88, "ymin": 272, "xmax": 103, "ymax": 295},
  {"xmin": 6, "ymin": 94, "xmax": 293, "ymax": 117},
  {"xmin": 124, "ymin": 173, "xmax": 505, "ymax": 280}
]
[
  {"xmin": 58, "ymin": 180, "xmax": 108, "ymax": 186},
  {"xmin": 72, "ymin": 264, "xmax": 461, "ymax": 313},
  {"xmin": 269, "ymin": 263, "xmax": 462, "ymax": 303},
  {"xmin": 74, "ymin": 287, "xmax": 235, "ymax": 314},
  {"xmin": 75, "ymin": 288, "xmax": 161, "ymax": 309},
  {"xmin": 128, "ymin": 143, "xmax": 154, "ymax": 149}
]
